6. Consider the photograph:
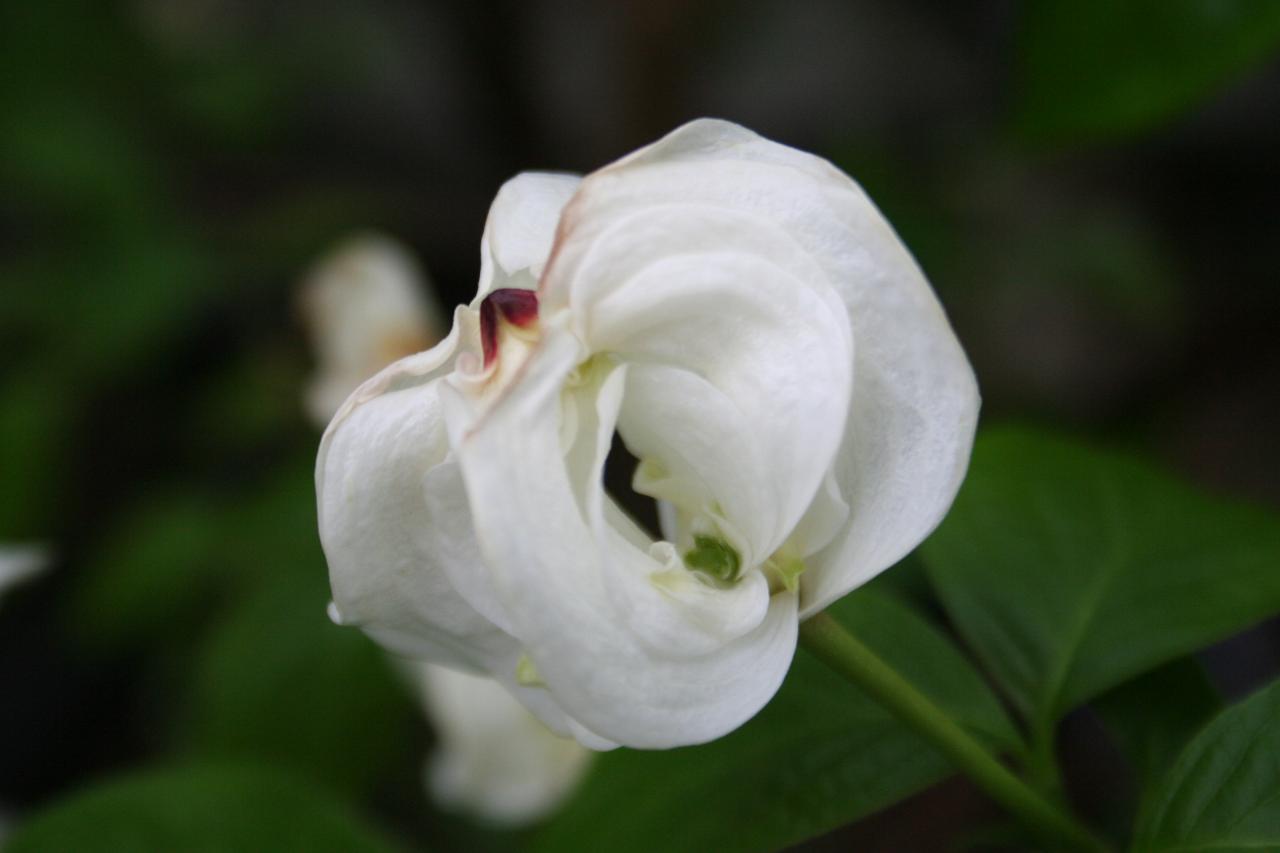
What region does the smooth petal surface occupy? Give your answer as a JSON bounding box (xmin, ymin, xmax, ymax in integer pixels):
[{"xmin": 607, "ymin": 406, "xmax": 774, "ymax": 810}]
[
  {"xmin": 546, "ymin": 203, "xmax": 852, "ymax": 564},
  {"xmin": 317, "ymin": 317, "xmax": 516, "ymax": 670},
  {"xmin": 547, "ymin": 119, "xmax": 978, "ymax": 615},
  {"xmin": 477, "ymin": 173, "xmax": 582, "ymax": 298},
  {"xmin": 444, "ymin": 327, "xmax": 799, "ymax": 748},
  {"xmin": 415, "ymin": 663, "xmax": 592, "ymax": 825}
]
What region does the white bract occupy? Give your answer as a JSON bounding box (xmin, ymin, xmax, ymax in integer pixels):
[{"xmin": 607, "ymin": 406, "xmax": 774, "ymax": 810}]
[
  {"xmin": 301, "ymin": 233, "xmax": 591, "ymax": 821},
  {"xmin": 318, "ymin": 119, "xmax": 979, "ymax": 749}
]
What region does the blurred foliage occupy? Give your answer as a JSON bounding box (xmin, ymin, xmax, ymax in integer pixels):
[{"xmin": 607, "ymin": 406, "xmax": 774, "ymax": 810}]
[
  {"xmin": 1133, "ymin": 678, "xmax": 1280, "ymax": 851},
  {"xmin": 534, "ymin": 587, "xmax": 1015, "ymax": 853},
  {"xmin": 183, "ymin": 580, "xmax": 416, "ymax": 799},
  {"xmin": 5, "ymin": 763, "xmax": 402, "ymax": 852},
  {"xmin": 1, "ymin": 1, "xmax": 1278, "ymax": 851},
  {"xmin": 1094, "ymin": 659, "xmax": 1222, "ymax": 823},
  {"xmin": 924, "ymin": 428, "xmax": 1280, "ymax": 763},
  {"xmin": 1016, "ymin": 0, "xmax": 1280, "ymax": 142}
]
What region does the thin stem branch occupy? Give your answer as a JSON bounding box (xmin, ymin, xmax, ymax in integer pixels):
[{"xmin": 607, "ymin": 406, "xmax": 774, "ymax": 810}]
[{"xmin": 798, "ymin": 612, "xmax": 1111, "ymax": 853}]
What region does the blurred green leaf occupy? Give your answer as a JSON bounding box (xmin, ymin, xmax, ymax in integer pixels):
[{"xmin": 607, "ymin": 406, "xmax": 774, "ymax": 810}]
[
  {"xmin": 923, "ymin": 427, "xmax": 1280, "ymax": 746},
  {"xmin": 0, "ymin": 372, "xmax": 70, "ymax": 539},
  {"xmin": 1016, "ymin": 0, "xmax": 1280, "ymax": 142},
  {"xmin": 186, "ymin": 347, "xmax": 308, "ymax": 455},
  {"xmin": 68, "ymin": 454, "xmax": 318, "ymax": 646},
  {"xmin": 69, "ymin": 492, "xmax": 227, "ymax": 648},
  {"xmin": 5, "ymin": 762, "xmax": 401, "ymax": 853},
  {"xmin": 182, "ymin": 579, "xmax": 417, "ymax": 798},
  {"xmin": 1093, "ymin": 658, "xmax": 1222, "ymax": 796},
  {"xmin": 533, "ymin": 587, "xmax": 1016, "ymax": 853},
  {"xmin": 1133, "ymin": 677, "xmax": 1280, "ymax": 852}
]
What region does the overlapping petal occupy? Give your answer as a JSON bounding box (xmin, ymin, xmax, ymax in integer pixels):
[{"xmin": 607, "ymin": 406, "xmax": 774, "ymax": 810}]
[
  {"xmin": 443, "ymin": 328, "xmax": 798, "ymax": 748},
  {"xmin": 318, "ymin": 118, "xmax": 977, "ymax": 752},
  {"xmin": 546, "ymin": 203, "xmax": 852, "ymax": 564},
  {"xmin": 317, "ymin": 316, "xmax": 516, "ymax": 670},
  {"xmin": 545, "ymin": 118, "xmax": 978, "ymax": 615}
]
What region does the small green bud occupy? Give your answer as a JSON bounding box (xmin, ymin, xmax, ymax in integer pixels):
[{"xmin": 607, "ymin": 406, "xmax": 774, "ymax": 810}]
[{"xmin": 684, "ymin": 535, "xmax": 742, "ymax": 583}]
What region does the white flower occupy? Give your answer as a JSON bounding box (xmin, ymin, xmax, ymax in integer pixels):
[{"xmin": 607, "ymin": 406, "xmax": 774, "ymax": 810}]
[
  {"xmin": 299, "ymin": 233, "xmax": 445, "ymax": 425},
  {"xmin": 301, "ymin": 233, "xmax": 591, "ymax": 821},
  {"xmin": 317, "ymin": 119, "xmax": 978, "ymax": 749},
  {"xmin": 412, "ymin": 663, "xmax": 592, "ymax": 824},
  {"xmin": 0, "ymin": 545, "xmax": 48, "ymax": 605}
]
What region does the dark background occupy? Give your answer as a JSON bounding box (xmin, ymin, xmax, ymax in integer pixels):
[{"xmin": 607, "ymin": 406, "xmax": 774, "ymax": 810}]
[{"xmin": 2, "ymin": 1, "xmax": 1279, "ymax": 850}]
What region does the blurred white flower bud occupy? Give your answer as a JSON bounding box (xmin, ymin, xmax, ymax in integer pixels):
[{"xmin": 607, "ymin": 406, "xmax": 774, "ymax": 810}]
[
  {"xmin": 0, "ymin": 545, "xmax": 49, "ymax": 606},
  {"xmin": 414, "ymin": 664, "xmax": 592, "ymax": 825},
  {"xmin": 299, "ymin": 233, "xmax": 445, "ymax": 425}
]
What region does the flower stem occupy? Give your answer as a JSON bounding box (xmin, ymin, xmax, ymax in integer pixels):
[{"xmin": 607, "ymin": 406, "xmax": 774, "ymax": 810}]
[{"xmin": 798, "ymin": 612, "xmax": 1111, "ymax": 852}]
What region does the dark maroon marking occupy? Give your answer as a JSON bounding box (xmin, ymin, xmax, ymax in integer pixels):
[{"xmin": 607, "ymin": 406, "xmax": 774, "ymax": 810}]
[{"xmin": 480, "ymin": 288, "xmax": 539, "ymax": 367}]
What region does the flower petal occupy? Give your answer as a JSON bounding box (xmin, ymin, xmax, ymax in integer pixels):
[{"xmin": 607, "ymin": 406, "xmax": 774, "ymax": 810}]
[
  {"xmin": 317, "ymin": 316, "xmax": 516, "ymax": 670},
  {"xmin": 477, "ymin": 172, "xmax": 581, "ymax": 298},
  {"xmin": 547, "ymin": 118, "xmax": 978, "ymax": 615},
  {"xmin": 545, "ymin": 202, "xmax": 853, "ymax": 565},
  {"xmin": 443, "ymin": 326, "xmax": 799, "ymax": 748}
]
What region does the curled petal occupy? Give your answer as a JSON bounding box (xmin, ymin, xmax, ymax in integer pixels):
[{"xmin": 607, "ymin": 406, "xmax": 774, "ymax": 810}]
[
  {"xmin": 546, "ymin": 202, "xmax": 853, "ymax": 565},
  {"xmin": 317, "ymin": 319, "xmax": 516, "ymax": 670},
  {"xmin": 443, "ymin": 328, "xmax": 799, "ymax": 748},
  {"xmin": 548, "ymin": 118, "xmax": 978, "ymax": 614}
]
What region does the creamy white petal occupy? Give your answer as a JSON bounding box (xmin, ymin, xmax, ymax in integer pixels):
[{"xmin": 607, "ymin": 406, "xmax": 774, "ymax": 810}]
[
  {"xmin": 443, "ymin": 327, "xmax": 799, "ymax": 748},
  {"xmin": 547, "ymin": 118, "xmax": 978, "ymax": 616},
  {"xmin": 317, "ymin": 317, "xmax": 516, "ymax": 670},
  {"xmin": 544, "ymin": 202, "xmax": 852, "ymax": 565},
  {"xmin": 477, "ymin": 172, "xmax": 582, "ymax": 298},
  {"xmin": 415, "ymin": 663, "xmax": 592, "ymax": 825}
]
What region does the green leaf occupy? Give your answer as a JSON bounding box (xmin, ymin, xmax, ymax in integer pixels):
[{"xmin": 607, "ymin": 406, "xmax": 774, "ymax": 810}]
[
  {"xmin": 0, "ymin": 372, "xmax": 70, "ymax": 539},
  {"xmin": 1134, "ymin": 677, "xmax": 1280, "ymax": 852},
  {"xmin": 6, "ymin": 763, "xmax": 401, "ymax": 852},
  {"xmin": 922, "ymin": 427, "xmax": 1280, "ymax": 742},
  {"xmin": 181, "ymin": 580, "xmax": 418, "ymax": 798},
  {"xmin": 532, "ymin": 587, "xmax": 1016, "ymax": 853},
  {"xmin": 1093, "ymin": 658, "xmax": 1222, "ymax": 795},
  {"xmin": 1016, "ymin": 0, "xmax": 1280, "ymax": 143},
  {"xmin": 69, "ymin": 492, "xmax": 227, "ymax": 648}
]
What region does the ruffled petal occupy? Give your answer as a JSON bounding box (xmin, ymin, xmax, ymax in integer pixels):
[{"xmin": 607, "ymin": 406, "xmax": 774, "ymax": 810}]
[
  {"xmin": 544, "ymin": 201, "xmax": 853, "ymax": 565},
  {"xmin": 317, "ymin": 316, "xmax": 516, "ymax": 670},
  {"xmin": 443, "ymin": 326, "xmax": 799, "ymax": 748},
  {"xmin": 545, "ymin": 118, "xmax": 978, "ymax": 615}
]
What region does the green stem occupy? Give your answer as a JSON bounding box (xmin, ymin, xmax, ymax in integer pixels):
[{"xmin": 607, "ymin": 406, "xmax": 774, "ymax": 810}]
[
  {"xmin": 1028, "ymin": 715, "xmax": 1068, "ymax": 803},
  {"xmin": 799, "ymin": 612, "xmax": 1110, "ymax": 853}
]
